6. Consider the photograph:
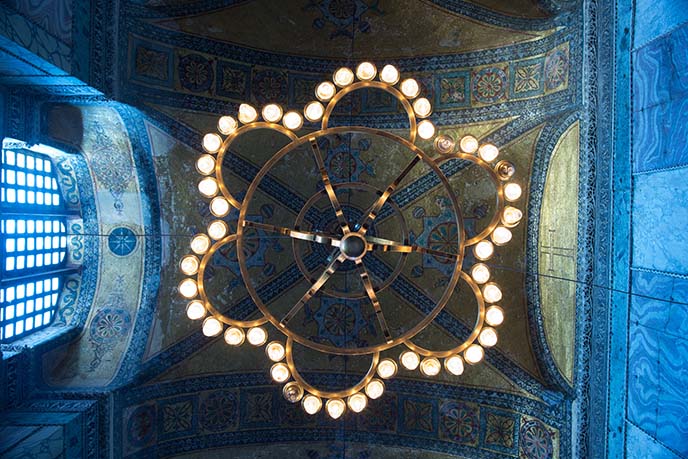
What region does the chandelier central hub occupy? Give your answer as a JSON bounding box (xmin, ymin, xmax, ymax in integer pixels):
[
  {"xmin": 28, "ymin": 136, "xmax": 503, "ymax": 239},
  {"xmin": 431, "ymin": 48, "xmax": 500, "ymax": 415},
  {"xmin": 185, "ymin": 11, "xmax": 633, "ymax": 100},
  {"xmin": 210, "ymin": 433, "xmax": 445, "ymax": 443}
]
[{"xmin": 339, "ymin": 233, "xmax": 368, "ymax": 260}]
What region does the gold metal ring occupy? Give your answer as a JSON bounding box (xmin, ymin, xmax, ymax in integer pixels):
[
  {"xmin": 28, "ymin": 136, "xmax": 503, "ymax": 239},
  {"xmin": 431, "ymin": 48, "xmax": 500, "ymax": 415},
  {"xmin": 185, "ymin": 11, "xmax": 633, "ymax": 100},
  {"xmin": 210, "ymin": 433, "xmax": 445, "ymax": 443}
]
[
  {"xmin": 236, "ymin": 126, "xmax": 465, "ymax": 356},
  {"xmin": 285, "ymin": 338, "xmax": 380, "ymax": 398},
  {"xmin": 403, "ymin": 271, "xmax": 486, "ymax": 358},
  {"xmin": 215, "ymin": 122, "xmax": 299, "ymax": 210},
  {"xmin": 196, "ymin": 233, "xmax": 268, "ymax": 328},
  {"xmin": 321, "ymin": 81, "xmax": 418, "ymax": 144},
  {"xmin": 434, "ymin": 152, "xmax": 506, "ymax": 246}
]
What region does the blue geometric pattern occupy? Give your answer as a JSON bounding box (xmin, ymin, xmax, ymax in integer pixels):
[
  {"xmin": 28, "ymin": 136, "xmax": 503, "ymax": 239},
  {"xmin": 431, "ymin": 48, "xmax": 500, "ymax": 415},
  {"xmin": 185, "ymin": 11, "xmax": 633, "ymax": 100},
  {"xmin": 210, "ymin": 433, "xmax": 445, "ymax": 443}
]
[
  {"xmin": 216, "ymin": 59, "xmax": 251, "ymax": 100},
  {"xmin": 115, "ymin": 373, "xmax": 567, "ymax": 458},
  {"xmin": 319, "ymin": 134, "xmax": 374, "ymax": 184},
  {"xmin": 108, "ymin": 227, "xmax": 137, "ymax": 257},
  {"xmin": 479, "ymin": 407, "xmax": 519, "ymax": 455},
  {"xmin": 130, "ymin": 37, "xmax": 173, "ymax": 87},
  {"xmin": 304, "ymin": 0, "xmax": 384, "ymax": 39},
  {"xmin": 410, "ymin": 198, "xmax": 459, "ymax": 278},
  {"xmin": 511, "ymin": 57, "xmax": 545, "ymax": 98},
  {"xmin": 306, "ymin": 296, "xmax": 376, "ymax": 348},
  {"xmin": 434, "ymin": 70, "xmax": 471, "ymax": 109}
]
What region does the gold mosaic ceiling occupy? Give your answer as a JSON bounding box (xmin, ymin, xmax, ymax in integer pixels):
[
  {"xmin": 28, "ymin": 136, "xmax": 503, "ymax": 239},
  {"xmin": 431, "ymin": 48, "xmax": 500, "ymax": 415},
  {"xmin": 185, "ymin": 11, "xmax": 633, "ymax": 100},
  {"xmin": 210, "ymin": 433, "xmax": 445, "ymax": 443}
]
[{"xmin": 150, "ymin": 0, "xmax": 555, "ymax": 59}]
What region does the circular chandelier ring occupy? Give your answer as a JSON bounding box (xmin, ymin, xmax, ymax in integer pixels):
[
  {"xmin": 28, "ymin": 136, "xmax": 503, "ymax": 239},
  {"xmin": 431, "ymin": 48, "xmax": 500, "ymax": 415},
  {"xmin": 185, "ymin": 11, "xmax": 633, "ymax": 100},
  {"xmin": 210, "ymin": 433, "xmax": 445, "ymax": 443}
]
[
  {"xmin": 321, "ymin": 81, "xmax": 418, "ymax": 144},
  {"xmin": 196, "ymin": 233, "xmax": 269, "ymax": 328},
  {"xmin": 434, "ymin": 152, "xmax": 507, "ymax": 246},
  {"xmin": 285, "ymin": 338, "xmax": 380, "ymax": 399},
  {"xmin": 403, "ymin": 271, "xmax": 486, "ymax": 358},
  {"xmin": 236, "ymin": 126, "xmax": 465, "ymax": 356},
  {"xmin": 215, "ymin": 122, "xmax": 299, "ymax": 210}
]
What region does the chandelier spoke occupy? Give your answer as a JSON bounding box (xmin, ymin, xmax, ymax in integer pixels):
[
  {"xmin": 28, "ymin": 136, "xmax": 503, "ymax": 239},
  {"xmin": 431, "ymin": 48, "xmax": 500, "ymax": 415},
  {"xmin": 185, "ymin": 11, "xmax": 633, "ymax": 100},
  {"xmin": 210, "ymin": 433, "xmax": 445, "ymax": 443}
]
[
  {"xmin": 242, "ymin": 220, "xmax": 341, "ymax": 246},
  {"xmin": 358, "ymin": 155, "xmax": 421, "ymax": 235},
  {"xmin": 309, "ymin": 138, "xmax": 351, "ymax": 235},
  {"xmin": 280, "ymin": 252, "xmax": 347, "ymax": 327},
  {"xmin": 364, "ymin": 235, "xmax": 459, "ymax": 260},
  {"xmin": 355, "ymin": 259, "xmax": 393, "ymax": 344}
]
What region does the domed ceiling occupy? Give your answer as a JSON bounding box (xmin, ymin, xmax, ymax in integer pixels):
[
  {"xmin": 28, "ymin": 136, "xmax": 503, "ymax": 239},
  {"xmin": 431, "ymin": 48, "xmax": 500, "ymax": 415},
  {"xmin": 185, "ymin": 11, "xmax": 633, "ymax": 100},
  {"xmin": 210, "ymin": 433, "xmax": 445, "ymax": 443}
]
[{"xmin": 35, "ymin": 0, "xmax": 583, "ymax": 458}]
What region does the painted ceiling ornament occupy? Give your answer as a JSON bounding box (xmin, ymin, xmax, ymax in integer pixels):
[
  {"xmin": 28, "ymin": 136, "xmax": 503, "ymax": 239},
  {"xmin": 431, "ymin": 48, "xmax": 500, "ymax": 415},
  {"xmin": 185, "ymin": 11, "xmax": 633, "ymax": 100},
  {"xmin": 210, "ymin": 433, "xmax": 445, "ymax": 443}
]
[{"xmin": 178, "ymin": 62, "xmax": 524, "ymax": 418}]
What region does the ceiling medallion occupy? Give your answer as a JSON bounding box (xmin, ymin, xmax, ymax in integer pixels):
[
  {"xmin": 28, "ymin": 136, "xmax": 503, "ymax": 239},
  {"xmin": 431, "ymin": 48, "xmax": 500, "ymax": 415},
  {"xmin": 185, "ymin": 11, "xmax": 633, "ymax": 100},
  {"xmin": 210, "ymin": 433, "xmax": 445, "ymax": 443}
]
[{"xmin": 179, "ymin": 62, "xmax": 523, "ymax": 418}]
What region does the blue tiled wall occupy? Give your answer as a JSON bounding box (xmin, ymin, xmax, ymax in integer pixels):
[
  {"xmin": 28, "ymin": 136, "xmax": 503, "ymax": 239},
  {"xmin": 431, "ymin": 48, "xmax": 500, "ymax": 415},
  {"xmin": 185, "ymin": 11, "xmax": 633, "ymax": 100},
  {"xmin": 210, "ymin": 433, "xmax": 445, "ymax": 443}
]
[{"xmin": 628, "ymin": 15, "xmax": 688, "ymax": 459}]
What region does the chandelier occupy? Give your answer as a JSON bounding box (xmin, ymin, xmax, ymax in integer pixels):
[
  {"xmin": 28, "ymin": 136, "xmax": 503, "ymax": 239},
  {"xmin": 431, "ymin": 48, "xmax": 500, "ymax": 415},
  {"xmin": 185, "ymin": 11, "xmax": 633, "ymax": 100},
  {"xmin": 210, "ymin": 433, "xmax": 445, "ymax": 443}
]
[{"xmin": 178, "ymin": 62, "xmax": 523, "ymax": 418}]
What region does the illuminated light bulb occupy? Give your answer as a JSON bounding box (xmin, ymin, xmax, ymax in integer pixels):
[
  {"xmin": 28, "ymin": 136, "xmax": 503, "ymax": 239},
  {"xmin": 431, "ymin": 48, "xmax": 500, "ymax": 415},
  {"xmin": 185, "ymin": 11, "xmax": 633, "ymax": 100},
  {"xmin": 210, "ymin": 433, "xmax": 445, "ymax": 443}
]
[
  {"xmin": 491, "ymin": 226, "xmax": 513, "ymax": 246},
  {"xmin": 478, "ymin": 143, "xmax": 499, "ymax": 162},
  {"xmin": 479, "ymin": 327, "xmax": 498, "ymax": 347},
  {"xmin": 376, "ymin": 359, "xmax": 397, "ymax": 379},
  {"xmin": 202, "ymin": 133, "xmax": 222, "ymax": 153},
  {"xmin": 238, "ymin": 104, "xmax": 258, "ymax": 124},
  {"xmin": 348, "ymin": 393, "xmax": 368, "ymax": 413},
  {"xmin": 365, "ymin": 379, "xmax": 385, "ymax": 399},
  {"xmin": 282, "ymin": 111, "xmax": 304, "ymax": 131},
  {"xmin": 379, "ymin": 64, "xmax": 400, "ymax": 85},
  {"xmin": 190, "ymin": 234, "xmax": 211, "ymax": 254},
  {"xmin": 283, "ymin": 382, "xmax": 304, "ymax": 403},
  {"xmin": 473, "ymin": 240, "xmax": 494, "ymax": 261},
  {"xmin": 412, "ymin": 97, "xmax": 432, "ymax": 118},
  {"xmin": 304, "ymin": 101, "xmax": 325, "ymax": 122},
  {"xmin": 417, "ymin": 120, "xmax": 436, "ymax": 140},
  {"xmin": 471, "ymin": 263, "xmax": 491, "ymax": 284},
  {"xmin": 246, "ymin": 327, "xmax": 268, "ymax": 346},
  {"xmin": 502, "ymin": 206, "xmax": 523, "ymax": 226},
  {"xmin": 198, "ymin": 177, "xmax": 219, "ymax": 198},
  {"xmin": 224, "ymin": 327, "xmax": 245, "ymax": 346},
  {"xmin": 356, "ymin": 62, "xmax": 377, "ymax": 81},
  {"xmin": 266, "ymin": 341, "xmax": 286, "ymax": 362},
  {"xmin": 326, "ymin": 399, "xmax": 346, "ymax": 419},
  {"xmin": 419, "ymin": 357, "xmax": 442, "ymax": 376},
  {"xmin": 261, "ymin": 104, "xmax": 283, "ymax": 123},
  {"xmin": 464, "ymin": 344, "xmax": 485, "ymax": 364},
  {"xmin": 186, "ymin": 300, "xmax": 206, "ymax": 320},
  {"xmin": 210, "ymin": 197, "xmax": 230, "ymax": 217},
  {"xmin": 399, "ymin": 350, "xmax": 420, "ymax": 370},
  {"xmin": 483, "ymin": 283, "xmax": 503, "ymax": 303},
  {"xmin": 180, "ymin": 255, "xmax": 200, "ymax": 275},
  {"xmin": 217, "ymin": 116, "xmax": 238, "ymax": 135},
  {"xmin": 270, "ymin": 363, "xmax": 290, "ymax": 383},
  {"xmin": 196, "ymin": 155, "xmax": 215, "ymax": 175},
  {"xmin": 460, "ymin": 135, "xmax": 479, "ymax": 153},
  {"xmin": 202, "ymin": 317, "xmax": 223, "ymax": 337},
  {"xmin": 504, "ymin": 183, "xmax": 522, "ymax": 201},
  {"xmin": 444, "ymin": 355, "xmax": 465, "ymax": 376},
  {"xmin": 316, "ymin": 81, "xmax": 336, "ymax": 101},
  {"xmin": 400, "ymin": 78, "xmax": 420, "ymax": 98},
  {"xmin": 434, "ymin": 135, "xmax": 455, "ymax": 154},
  {"xmin": 178, "ymin": 278, "xmax": 198, "ymax": 299},
  {"xmin": 333, "ymin": 67, "xmax": 354, "ymax": 87},
  {"xmin": 207, "ymin": 220, "xmax": 228, "ymax": 240},
  {"xmin": 486, "ymin": 306, "xmax": 505, "ymax": 326},
  {"xmin": 302, "ymin": 394, "xmax": 323, "ymax": 415}
]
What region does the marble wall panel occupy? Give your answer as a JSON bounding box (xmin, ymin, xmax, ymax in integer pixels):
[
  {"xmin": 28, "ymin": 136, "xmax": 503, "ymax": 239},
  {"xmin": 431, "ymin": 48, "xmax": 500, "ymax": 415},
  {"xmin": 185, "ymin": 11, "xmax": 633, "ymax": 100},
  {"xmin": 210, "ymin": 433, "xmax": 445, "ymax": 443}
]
[
  {"xmin": 634, "ymin": 0, "xmax": 688, "ymax": 50},
  {"xmin": 629, "ymin": 19, "xmax": 688, "ymax": 458},
  {"xmin": 626, "ymin": 422, "xmax": 683, "ymax": 459},
  {"xmin": 632, "ymin": 168, "xmax": 688, "ymax": 274}
]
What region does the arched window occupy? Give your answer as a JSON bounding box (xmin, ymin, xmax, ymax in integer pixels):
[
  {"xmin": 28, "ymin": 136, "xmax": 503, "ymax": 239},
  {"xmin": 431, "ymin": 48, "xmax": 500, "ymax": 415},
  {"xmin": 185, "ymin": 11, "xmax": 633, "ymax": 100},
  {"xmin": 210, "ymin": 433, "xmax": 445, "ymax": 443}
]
[{"xmin": 1, "ymin": 142, "xmax": 76, "ymax": 342}]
